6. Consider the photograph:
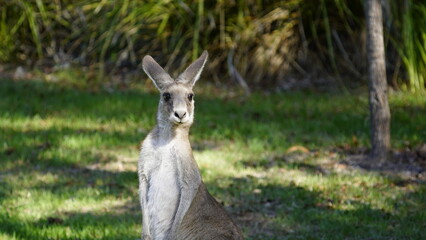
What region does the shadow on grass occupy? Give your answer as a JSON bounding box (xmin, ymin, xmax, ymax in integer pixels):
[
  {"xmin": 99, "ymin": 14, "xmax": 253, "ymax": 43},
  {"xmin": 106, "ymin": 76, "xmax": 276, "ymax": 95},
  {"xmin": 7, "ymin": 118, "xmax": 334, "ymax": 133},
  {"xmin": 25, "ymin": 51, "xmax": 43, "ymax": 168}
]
[
  {"xmin": 1, "ymin": 126, "xmax": 140, "ymax": 168},
  {"xmin": 0, "ymin": 205, "xmax": 140, "ymax": 240},
  {"xmin": 1, "ymin": 78, "xmax": 425, "ymax": 151},
  {"xmin": 1, "ymin": 165, "xmax": 424, "ymax": 239},
  {"xmin": 1, "ymin": 79, "xmax": 425, "ymax": 239},
  {"xmin": 1, "ymin": 157, "xmax": 425, "ymax": 239},
  {"xmin": 0, "ymin": 163, "xmax": 140, "ymax": 240},
  {"xmin": 205, "ymin": 175, "xmax": 426, "ymax": 240}
]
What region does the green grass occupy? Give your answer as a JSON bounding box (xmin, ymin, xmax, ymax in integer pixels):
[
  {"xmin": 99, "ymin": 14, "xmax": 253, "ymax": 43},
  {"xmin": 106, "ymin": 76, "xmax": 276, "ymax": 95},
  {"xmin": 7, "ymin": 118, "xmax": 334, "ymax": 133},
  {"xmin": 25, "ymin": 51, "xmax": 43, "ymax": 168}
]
[{"xmin": 0, "ymin": 78, "xmax": 425, "ymax": 239}]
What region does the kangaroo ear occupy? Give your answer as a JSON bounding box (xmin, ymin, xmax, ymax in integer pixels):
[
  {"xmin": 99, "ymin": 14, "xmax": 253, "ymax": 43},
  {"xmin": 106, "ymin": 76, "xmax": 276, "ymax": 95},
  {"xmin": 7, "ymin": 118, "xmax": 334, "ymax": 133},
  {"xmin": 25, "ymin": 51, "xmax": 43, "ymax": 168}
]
[
  {"xmin": 142, "ymin": 55, "xmax": 174, "ymax": 90},
  {"xmin": 176, "ymin": 50, "xmax": 208, "ymax": 87}
]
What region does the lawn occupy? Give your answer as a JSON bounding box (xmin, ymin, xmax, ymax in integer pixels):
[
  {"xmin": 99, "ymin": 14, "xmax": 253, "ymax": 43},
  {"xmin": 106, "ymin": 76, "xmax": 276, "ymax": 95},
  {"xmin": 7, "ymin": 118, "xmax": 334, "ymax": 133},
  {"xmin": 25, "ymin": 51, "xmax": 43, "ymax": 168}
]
[{"xmin": 0, "ymin": 78, "xmax": 425, "ymax": 239}]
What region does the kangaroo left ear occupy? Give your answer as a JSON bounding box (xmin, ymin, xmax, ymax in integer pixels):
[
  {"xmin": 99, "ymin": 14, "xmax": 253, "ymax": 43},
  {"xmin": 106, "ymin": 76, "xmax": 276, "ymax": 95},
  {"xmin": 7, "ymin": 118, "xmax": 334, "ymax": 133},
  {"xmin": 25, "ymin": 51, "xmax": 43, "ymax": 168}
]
[
  {"xmin": 176, "ymin": 51, "xmax": 208, "ymax": 87},
  {"xmin": 142, "ymin": 55, "xmax": 174, "ymax": 91}
]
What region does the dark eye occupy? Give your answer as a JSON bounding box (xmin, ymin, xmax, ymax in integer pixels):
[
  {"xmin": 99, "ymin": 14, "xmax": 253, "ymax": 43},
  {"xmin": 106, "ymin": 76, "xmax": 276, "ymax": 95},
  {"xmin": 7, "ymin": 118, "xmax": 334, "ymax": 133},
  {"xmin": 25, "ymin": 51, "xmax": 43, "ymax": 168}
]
[
  {"xmin": 163, "ymin": 92, "xmax": 171, "ymax": 102},
  {"xmin": 188, "ymin": 93, "xmax": 194, "ymax": 101}
]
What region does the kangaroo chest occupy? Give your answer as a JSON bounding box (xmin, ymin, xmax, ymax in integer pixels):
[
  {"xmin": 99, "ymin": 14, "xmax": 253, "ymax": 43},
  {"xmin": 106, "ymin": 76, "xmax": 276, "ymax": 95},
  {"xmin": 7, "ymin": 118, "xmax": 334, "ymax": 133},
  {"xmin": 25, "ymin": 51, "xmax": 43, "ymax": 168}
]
[{"xmin": 144, "ymin": 142, "xmax": 181, "ymax": 237}]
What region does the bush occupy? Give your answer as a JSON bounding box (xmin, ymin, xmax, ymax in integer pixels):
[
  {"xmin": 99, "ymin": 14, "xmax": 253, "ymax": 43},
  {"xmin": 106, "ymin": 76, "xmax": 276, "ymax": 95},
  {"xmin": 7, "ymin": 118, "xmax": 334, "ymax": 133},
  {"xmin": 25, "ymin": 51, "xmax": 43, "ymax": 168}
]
[{"xmin": 1, "ymin": 0, "xmax": 425, "ymax": 91}]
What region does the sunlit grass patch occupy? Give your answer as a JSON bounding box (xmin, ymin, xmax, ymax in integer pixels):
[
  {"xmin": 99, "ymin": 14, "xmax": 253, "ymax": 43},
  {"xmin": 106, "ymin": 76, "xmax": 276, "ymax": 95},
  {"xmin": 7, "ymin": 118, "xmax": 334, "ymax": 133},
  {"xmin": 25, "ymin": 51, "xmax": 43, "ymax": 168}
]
[{"xmin": 0, "ymin": 79, "xmax": 425, "ymax": 239}]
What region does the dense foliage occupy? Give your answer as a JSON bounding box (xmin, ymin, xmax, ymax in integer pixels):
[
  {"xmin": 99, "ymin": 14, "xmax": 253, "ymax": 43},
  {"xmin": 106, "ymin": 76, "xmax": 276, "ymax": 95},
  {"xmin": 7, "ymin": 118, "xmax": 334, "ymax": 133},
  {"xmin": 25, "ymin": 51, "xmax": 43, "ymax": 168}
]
[{"xmin": 1, "ymin": 0, "xmax": 425, "ymax": 91}]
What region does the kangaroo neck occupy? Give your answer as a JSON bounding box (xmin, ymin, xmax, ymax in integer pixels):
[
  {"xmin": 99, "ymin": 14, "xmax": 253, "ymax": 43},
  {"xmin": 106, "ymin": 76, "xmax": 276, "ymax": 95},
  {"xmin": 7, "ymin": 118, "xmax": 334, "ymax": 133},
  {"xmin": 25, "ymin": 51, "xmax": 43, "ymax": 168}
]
[{"xmin": 155, "ymin": 121, "xmax": 191, "ymax": 146}]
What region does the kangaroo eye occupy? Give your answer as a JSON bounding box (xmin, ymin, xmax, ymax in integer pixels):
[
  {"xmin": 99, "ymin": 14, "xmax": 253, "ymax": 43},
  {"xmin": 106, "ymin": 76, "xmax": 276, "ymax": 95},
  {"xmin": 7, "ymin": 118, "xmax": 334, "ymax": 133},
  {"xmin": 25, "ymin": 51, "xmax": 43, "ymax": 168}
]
[
  {"xmin": 188, "ymin": 93, "xmax": 194, "ymax": 101},
  {"xmin": 163, "ymin": 93, "xmax": 171, "ymax": 102}
]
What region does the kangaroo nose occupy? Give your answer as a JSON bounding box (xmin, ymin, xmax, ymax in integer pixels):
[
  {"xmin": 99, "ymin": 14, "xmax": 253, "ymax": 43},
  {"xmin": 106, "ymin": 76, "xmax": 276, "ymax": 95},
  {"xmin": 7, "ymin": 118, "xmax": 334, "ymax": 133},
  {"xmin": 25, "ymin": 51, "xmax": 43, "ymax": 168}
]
[{"xmin": 174, "ymin": 111, "xmax": 186, "ymax": 119}]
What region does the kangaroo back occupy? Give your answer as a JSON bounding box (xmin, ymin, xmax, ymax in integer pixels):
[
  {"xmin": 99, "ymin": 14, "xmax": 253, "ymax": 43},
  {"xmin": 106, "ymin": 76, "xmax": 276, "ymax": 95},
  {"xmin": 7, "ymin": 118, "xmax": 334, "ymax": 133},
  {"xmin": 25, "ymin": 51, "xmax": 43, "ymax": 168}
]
[{"xmin": 177, "ymin": 183, "xmax": 243, "ymax": 240}]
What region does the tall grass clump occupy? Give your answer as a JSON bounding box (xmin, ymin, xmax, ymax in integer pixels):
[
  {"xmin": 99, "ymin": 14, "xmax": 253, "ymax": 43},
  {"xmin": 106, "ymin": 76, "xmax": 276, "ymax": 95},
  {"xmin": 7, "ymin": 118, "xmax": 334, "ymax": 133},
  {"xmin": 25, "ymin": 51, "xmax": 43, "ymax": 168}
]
[
  {"xmin": 391, "ymin": 0, "xmax": 426, "ymax": 92},
  {"xmin": 0, "ymin": 0, "xmax": 304, "ymax": 87},
  {"xmin": 0, "ymin": 0, "xmax": 425, "ymax": 91},
  {"xmin": 298, "ymin": 0, "xmax": 365, "ymax": 88}
]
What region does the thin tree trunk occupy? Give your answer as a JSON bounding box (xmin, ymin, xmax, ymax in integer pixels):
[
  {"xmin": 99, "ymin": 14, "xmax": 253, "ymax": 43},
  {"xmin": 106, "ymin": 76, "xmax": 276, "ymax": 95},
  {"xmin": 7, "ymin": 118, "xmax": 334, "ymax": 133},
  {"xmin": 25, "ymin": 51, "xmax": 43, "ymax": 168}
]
[{"xmin": 365, "ymin": 0, "xmax": 391, "ymax": 163}]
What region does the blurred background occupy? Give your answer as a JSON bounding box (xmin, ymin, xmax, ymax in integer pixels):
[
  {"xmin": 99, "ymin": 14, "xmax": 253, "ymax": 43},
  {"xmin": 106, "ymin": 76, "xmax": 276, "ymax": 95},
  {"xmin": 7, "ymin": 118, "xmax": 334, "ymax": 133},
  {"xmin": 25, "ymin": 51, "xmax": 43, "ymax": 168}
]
[
  {"xmin": 1, "ymin": 0, "xmax": 425, "ymax": 92},
  {"xmin": 0, "ymin": 1, "xmax": 425, "ymax": 240}
]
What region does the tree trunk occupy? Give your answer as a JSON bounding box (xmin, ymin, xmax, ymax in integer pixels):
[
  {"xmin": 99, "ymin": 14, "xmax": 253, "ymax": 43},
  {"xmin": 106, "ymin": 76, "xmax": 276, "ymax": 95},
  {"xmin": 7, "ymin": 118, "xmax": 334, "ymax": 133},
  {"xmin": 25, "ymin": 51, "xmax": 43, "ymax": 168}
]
[{"xmin": 365, "ymin": 0, "xmax": 391, "ymax": 163}]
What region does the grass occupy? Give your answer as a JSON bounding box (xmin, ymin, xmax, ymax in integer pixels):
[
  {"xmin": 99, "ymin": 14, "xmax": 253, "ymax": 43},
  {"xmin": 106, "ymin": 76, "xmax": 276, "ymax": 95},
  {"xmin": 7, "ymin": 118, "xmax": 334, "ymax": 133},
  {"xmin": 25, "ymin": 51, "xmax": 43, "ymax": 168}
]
[
  {"xmin": 3, "ymin": 0, "xmax": 425, "ymax": 91},
  {"xmin": 0, "ymin": 78, "xmax": 425, "ymax": 239},
  {"xmin": 398, "ymin": 1, "xmax": 426, "ymax": 92}
]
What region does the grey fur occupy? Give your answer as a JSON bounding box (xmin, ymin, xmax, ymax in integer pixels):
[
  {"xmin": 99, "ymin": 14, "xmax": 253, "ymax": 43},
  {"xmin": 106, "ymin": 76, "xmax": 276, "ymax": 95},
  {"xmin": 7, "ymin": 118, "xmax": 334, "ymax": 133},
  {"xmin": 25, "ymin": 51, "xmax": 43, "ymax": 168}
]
[
  {"xmin": 142, "ymin": 55, "xmax": 175, "ymax": 90},
  {"xmin": 139, "ymin": 51, "xmax": 243, "ymax": 240},
  {"xmin": 176, "ymin": 50, "xmax": 208, "ymax": 87}
]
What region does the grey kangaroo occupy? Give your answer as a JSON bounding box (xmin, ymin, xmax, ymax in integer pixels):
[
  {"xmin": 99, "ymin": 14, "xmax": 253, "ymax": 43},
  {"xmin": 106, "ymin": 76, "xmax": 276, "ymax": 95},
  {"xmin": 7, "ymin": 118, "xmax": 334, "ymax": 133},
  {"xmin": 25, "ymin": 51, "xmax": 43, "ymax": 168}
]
[{"xmin": 138, "ymin": 51, "xmax": 243, "ymax": 240}]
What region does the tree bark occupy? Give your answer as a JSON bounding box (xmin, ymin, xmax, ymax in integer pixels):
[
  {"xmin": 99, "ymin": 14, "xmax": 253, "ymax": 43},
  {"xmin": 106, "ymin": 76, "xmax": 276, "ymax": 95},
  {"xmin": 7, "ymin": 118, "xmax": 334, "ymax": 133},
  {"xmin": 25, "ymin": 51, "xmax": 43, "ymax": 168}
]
[{"xmin": 365, "ymin": 0, "xmax": 391, "ymax": 163}]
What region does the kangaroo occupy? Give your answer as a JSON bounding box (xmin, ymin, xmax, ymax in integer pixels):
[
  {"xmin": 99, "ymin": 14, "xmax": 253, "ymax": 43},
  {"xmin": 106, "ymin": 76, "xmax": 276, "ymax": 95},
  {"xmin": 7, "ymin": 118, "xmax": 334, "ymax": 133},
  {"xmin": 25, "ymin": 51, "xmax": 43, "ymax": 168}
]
[{"xmin": 138, "ymin": 51, "xmax": 243, "ymax": 240}]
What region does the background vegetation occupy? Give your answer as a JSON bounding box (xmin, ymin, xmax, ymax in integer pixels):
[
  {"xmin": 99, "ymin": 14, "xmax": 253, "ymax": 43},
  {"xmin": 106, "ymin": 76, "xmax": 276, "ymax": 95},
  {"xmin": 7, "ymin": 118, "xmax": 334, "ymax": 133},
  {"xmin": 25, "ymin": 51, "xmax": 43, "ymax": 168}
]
[
  {"xmin": 1, "ymin": 1, "xmax": 425, "ymax": 239},
  {"xmin": 1, "ymin": 0, "xmax": 425, "ymax": 91}
]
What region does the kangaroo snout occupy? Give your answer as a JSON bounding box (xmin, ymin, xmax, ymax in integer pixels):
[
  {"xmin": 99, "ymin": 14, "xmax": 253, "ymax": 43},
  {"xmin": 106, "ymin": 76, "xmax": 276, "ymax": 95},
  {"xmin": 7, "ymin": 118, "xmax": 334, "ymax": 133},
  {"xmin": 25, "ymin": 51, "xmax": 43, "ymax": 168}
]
[{"xmin": 174, "ymin": 110, "xmax": 186, "ymax": 119}]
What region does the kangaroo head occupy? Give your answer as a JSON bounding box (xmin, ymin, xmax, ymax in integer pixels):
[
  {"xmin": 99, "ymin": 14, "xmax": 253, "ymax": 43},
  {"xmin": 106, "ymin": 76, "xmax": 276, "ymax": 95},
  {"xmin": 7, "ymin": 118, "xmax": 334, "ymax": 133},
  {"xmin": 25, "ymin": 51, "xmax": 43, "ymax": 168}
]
[{"xmin": 142, "ymin": 51, "xmax": 208, "ymax": 127}]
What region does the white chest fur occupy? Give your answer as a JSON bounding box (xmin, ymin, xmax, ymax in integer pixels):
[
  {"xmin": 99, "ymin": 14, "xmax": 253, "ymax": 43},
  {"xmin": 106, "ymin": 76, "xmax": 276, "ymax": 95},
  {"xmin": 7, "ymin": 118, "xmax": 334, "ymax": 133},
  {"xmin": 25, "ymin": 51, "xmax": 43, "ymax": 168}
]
[{"xmin": 141, "ymin": 138, "xmax": 181, "ymax": 238}]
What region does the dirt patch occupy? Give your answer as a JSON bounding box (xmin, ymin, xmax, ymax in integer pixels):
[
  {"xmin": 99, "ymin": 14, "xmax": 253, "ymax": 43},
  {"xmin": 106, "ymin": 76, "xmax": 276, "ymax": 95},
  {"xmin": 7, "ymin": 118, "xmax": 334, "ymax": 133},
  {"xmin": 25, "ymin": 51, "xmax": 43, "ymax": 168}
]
[{"xmin": 341, "ymin": 145, "xmax": 426, "ymax": 182}]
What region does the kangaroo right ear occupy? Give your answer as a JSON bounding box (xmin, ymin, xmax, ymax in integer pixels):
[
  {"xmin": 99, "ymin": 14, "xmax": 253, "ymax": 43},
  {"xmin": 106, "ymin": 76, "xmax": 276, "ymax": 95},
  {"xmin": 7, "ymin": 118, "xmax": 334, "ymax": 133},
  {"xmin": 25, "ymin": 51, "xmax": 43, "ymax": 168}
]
[
  {"xmin": 176, "ymin": 50, "xmax": 208, "ymax": 87},
  {"xmin": 142, "ymin": 55, "xmax": 174, "ymax": 90}
]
